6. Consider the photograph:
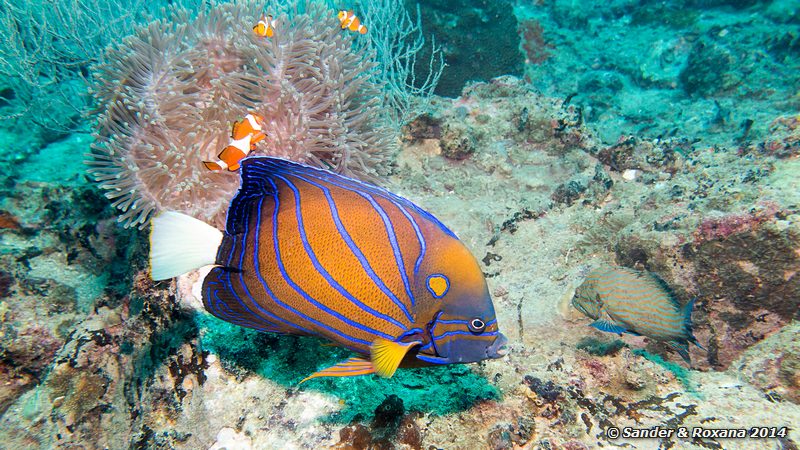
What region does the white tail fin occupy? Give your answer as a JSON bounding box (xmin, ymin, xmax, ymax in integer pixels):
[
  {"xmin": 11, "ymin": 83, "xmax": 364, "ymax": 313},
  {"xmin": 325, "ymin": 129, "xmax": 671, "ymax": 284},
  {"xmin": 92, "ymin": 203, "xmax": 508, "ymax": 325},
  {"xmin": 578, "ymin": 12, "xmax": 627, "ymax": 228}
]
[{"xmin": 149, "ymin": 211, "xmax": 223, "ymax": 281}]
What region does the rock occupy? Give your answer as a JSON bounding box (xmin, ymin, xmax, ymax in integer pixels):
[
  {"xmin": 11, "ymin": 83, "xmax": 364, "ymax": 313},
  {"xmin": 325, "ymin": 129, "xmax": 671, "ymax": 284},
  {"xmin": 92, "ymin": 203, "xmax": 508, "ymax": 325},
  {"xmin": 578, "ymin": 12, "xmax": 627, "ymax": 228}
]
[
  {"xmin": 622, "ymin": 169, "xmax": 638, "ymax": 181},
  {"xmin": 209, "ymin": 427, "xmax": 252, "ymax": 450},
  {"xmin": 679, "ymin": 38, "xmax": 740, "ymax": 97},
  {"xmin": 440, "ymin": 121, "xmax": 478, "ymax": 160}
]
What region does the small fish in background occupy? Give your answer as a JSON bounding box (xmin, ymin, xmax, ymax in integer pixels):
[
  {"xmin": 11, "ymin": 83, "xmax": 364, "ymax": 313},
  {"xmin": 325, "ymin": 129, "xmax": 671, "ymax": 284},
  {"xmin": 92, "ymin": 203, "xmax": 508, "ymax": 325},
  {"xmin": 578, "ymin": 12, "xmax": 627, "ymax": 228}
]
[
  {"xmin": 572, "ymin": 265, "xmax": 704, "ymax": 363},
  {"xmin": 203, "ymin": 113, "xmax": 266, "ymax": 172},
  {"xmin": 338, "ymin": 10, "xmax": 367, "ymax": 34},
  {"xmin": 253, "ymin": 14, "xmax": 276, "ymax": 38},
  {"xmin": 152, "ymin": 157, "xmax": 508, "ymax": 382}
]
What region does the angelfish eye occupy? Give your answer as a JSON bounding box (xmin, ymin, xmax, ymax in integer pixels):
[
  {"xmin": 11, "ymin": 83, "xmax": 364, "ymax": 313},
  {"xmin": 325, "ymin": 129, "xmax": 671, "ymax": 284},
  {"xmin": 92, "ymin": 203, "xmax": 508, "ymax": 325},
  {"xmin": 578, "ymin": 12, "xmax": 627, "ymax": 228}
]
[{"xmin": 469, "ymin": 318, "xmax": 486, "ymax": 333}]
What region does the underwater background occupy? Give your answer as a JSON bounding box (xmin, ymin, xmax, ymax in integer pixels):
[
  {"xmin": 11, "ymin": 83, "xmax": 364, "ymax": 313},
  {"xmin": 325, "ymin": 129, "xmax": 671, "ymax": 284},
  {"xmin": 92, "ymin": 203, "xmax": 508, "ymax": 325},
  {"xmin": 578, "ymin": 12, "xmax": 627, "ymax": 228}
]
[{"xmin": 0, "ymin": 0, "xmax": 798, "ymax": 448}]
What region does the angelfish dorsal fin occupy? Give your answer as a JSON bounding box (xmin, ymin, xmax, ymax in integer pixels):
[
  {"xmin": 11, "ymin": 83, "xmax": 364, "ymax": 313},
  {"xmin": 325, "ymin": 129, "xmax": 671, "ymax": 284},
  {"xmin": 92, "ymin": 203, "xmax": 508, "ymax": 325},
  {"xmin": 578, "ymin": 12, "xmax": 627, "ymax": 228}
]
[
  {"xmin": 299, "ymin": 356, "xmax": 376, "ymax": 384},
  {"xmin": 371, "ymin": 339, "xmax": 420, "ymax": 378}
]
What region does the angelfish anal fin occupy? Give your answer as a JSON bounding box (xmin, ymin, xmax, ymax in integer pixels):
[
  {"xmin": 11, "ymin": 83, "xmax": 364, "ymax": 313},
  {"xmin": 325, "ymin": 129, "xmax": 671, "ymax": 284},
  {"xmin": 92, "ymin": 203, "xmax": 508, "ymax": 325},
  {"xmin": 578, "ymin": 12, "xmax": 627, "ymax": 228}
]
[
  {"xmin": 299, "ymin": 356, "xmax": 376, "ymax": 384},
  {"xmin": 371, "ymin": 338, "xmax": 421, "ymax": 378}
]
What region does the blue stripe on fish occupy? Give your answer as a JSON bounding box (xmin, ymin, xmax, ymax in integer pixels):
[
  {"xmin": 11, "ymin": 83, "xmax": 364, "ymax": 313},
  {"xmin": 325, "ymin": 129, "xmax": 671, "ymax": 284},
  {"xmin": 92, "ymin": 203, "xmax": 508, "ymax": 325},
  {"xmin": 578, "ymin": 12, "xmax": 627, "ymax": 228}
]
[
  {"xmin": 237, "ymin": 197, "xmax": 312, "ymax": 335},
  {"xmin": 264, "ymin": 180, "xmax": 373, "ymax": 347},
  {"xmin": 276, "ymin": 173, "xmax": 406, "ymax": 336},
  {"xmin": 282, "ymin": 171, "xmax": 415, "ymax": 323},
  {"xmin": 436, "ymin": 318, "xmax": 499, "ymax": 327},
  {"xmin": 282, "ymin": 164, "xmax": 429, "ymax": 278},
  {"xmin": 394, "ymin": 203, "xmax": 426, "ymax": 276},
  {"xmin": 356, "ymin": 192, "xmax": 416, "ymax": 308},
  {"xmin": 263, "ymin": 157, "xmax": 458, "ymax": 239},
  {"xmin": 243, "ymin": 193, "xmax": 352, "ymax": 342}
]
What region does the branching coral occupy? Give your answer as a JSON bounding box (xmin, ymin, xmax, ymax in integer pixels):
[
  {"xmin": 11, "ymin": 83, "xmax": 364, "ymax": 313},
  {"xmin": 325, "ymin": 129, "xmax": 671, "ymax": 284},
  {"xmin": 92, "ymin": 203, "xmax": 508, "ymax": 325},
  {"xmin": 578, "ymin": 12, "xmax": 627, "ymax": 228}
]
[
  {"xmin": 87, "ymin": 1, "xmax": 422, "ymax": 229},
  {"xmin": 0, "ymin": 0, "xmax": 186, "ymax": 132}
]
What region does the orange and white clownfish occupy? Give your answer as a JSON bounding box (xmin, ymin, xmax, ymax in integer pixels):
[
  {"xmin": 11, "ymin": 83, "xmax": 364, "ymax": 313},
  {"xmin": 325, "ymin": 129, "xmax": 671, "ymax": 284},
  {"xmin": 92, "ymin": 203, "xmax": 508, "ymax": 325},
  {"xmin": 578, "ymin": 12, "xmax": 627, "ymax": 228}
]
[
  {"xmin": 203, "ymin": 113, "xmax": 266, "ymax": 172},
  {"xmin": 253, "ymin": 14, "xmax": 276, "ymax": 38},
  {"xmin": 337, "ymin": 10, "xmax": 367, "ymax": 35}
]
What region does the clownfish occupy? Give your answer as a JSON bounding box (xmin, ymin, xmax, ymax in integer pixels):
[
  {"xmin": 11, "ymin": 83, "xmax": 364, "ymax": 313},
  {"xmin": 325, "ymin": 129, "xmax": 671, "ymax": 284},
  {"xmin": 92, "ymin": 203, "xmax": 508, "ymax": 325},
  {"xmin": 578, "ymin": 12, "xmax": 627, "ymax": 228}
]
[
  {"xmin": 572, "ymin": 266, "xmax": 705, "ymax": 363},
  {"xmin": 151, "ymin": 157, "xmax": 508, "ymax": 383},
  {"xmin": 337, "ymin": 10, "xmax": 367, "ymax": 35},
  {"xmin": 203, "ymin": 113, "xmax": 266, "ymax": 172},
  {"xmin": 253, "ymin": 14, "xmax": 276, "ymax": 38}
]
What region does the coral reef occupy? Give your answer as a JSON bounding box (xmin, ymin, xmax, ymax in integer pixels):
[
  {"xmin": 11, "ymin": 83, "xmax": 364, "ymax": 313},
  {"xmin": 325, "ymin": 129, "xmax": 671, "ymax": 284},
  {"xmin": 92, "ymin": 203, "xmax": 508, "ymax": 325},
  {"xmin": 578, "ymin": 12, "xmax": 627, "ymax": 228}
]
[
  {"xmin": 0, "ymin": 0, "xmax": 183, "ymax": 134},
  {"xmin": 2, "ymin": 19, "xmax": 800, "ymax": 445},
  {"xmin": 87, "ymin": 2, "xmax": 395, "ymax": 229},
  {"xmin": 516, "ymin": 0, "xmax": 800, "ymax": 145},
  {"xmin": 684, "ymin": 221, "xmax": 800, "ymax": 368}
]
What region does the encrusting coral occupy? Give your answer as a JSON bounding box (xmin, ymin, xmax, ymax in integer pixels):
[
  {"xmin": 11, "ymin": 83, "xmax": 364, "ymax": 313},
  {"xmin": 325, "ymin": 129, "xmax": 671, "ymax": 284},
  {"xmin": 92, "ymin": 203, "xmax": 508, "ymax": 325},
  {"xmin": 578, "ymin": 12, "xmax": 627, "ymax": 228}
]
[{"xmin": 87, "ymin": 1, "xmax": 396, "ymax": 229}]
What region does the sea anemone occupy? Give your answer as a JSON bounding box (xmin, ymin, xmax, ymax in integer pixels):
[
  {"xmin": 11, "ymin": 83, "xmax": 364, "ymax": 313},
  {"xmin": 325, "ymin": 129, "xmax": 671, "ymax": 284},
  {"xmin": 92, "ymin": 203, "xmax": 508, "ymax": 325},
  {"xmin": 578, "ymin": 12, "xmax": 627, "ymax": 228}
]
[{"xmin": 86, "ymin": 2, "xmax": 394, "ymax": 229}]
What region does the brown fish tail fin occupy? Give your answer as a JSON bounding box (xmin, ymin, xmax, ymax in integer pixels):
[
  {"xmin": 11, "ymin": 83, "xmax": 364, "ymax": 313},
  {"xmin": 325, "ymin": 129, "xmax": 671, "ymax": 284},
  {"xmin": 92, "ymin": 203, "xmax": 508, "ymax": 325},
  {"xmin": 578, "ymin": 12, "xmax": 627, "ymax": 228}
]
[{"xmin": 149, "ymin": 212, "xmax": 222, "ymax": 280}]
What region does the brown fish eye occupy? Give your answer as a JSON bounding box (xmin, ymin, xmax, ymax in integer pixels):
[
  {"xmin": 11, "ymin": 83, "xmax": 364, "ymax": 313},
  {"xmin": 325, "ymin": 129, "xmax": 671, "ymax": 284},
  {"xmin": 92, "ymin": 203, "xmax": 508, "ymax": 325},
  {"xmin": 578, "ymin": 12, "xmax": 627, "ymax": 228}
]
[{"xmin": 469, "ymin": 319, "xmax": 486, "ymax": 332}]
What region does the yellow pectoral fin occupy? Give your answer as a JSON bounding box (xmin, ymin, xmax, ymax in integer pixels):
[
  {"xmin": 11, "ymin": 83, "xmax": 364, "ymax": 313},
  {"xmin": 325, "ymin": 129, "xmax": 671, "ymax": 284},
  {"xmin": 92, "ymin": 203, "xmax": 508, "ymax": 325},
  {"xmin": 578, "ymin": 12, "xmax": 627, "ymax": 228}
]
[
  {"xmin": 299, "ymin": 356, "xmax": 376, "ymax": 384},
  {"xmin": 370, "ymin": 339, "xmax": 420, "ymax": 379}
]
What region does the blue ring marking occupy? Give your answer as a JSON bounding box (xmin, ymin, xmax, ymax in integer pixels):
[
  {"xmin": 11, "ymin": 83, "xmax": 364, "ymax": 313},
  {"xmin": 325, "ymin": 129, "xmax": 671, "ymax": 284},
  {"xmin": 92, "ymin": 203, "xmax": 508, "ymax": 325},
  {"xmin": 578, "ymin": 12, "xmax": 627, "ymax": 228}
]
[
  {"xmin": 425, "ymin": 274, "xmax": 450, "ymax": 299},
  {"xmin": 282, "ymin": 171, "xmax": 414, "ymax": 323},
  {"xmin": 275, "ymin": 174, "xmax": 404, "ymax": 338},
  {"xmin": 261, "ymin": 179, "xmax": 372, "ymax": 347},
  {"xmin": 355, "ymin": 191, "xmax": 416, "ymax": 312}
]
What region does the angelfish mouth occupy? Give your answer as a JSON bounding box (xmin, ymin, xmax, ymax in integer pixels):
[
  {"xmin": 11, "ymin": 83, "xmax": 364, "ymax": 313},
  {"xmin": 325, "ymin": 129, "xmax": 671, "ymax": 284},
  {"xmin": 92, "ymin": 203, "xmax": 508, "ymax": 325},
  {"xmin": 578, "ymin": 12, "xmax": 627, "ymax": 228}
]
[{"xmin": 487, "ymin": 333, "xmax": 509, "ymax": 359}]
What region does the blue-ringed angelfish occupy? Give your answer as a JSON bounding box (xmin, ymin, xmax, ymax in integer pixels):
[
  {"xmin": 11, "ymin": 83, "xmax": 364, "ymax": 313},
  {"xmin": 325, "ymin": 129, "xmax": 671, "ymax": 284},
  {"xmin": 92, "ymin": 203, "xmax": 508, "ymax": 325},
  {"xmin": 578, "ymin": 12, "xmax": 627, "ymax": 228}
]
[
  {"xmin": 150, "ymin": 157, "xmax": 507, "ymax": 382},
  {"xmin": 572, "ymin": 266, "xmax": 704, "ymax": 363}
]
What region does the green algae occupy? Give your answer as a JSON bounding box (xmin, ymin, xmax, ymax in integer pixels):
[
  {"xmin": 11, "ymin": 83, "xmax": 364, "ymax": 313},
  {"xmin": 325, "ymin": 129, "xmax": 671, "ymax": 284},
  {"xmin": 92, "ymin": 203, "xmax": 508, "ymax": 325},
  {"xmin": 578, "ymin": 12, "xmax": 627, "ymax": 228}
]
[
  {"xmin": 576, "ymin": 337, "xmax": 627, "ymax": 356},
  {"xmin": 632, "ymin": 349, "xmax": 700, "ymax": 397}
]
